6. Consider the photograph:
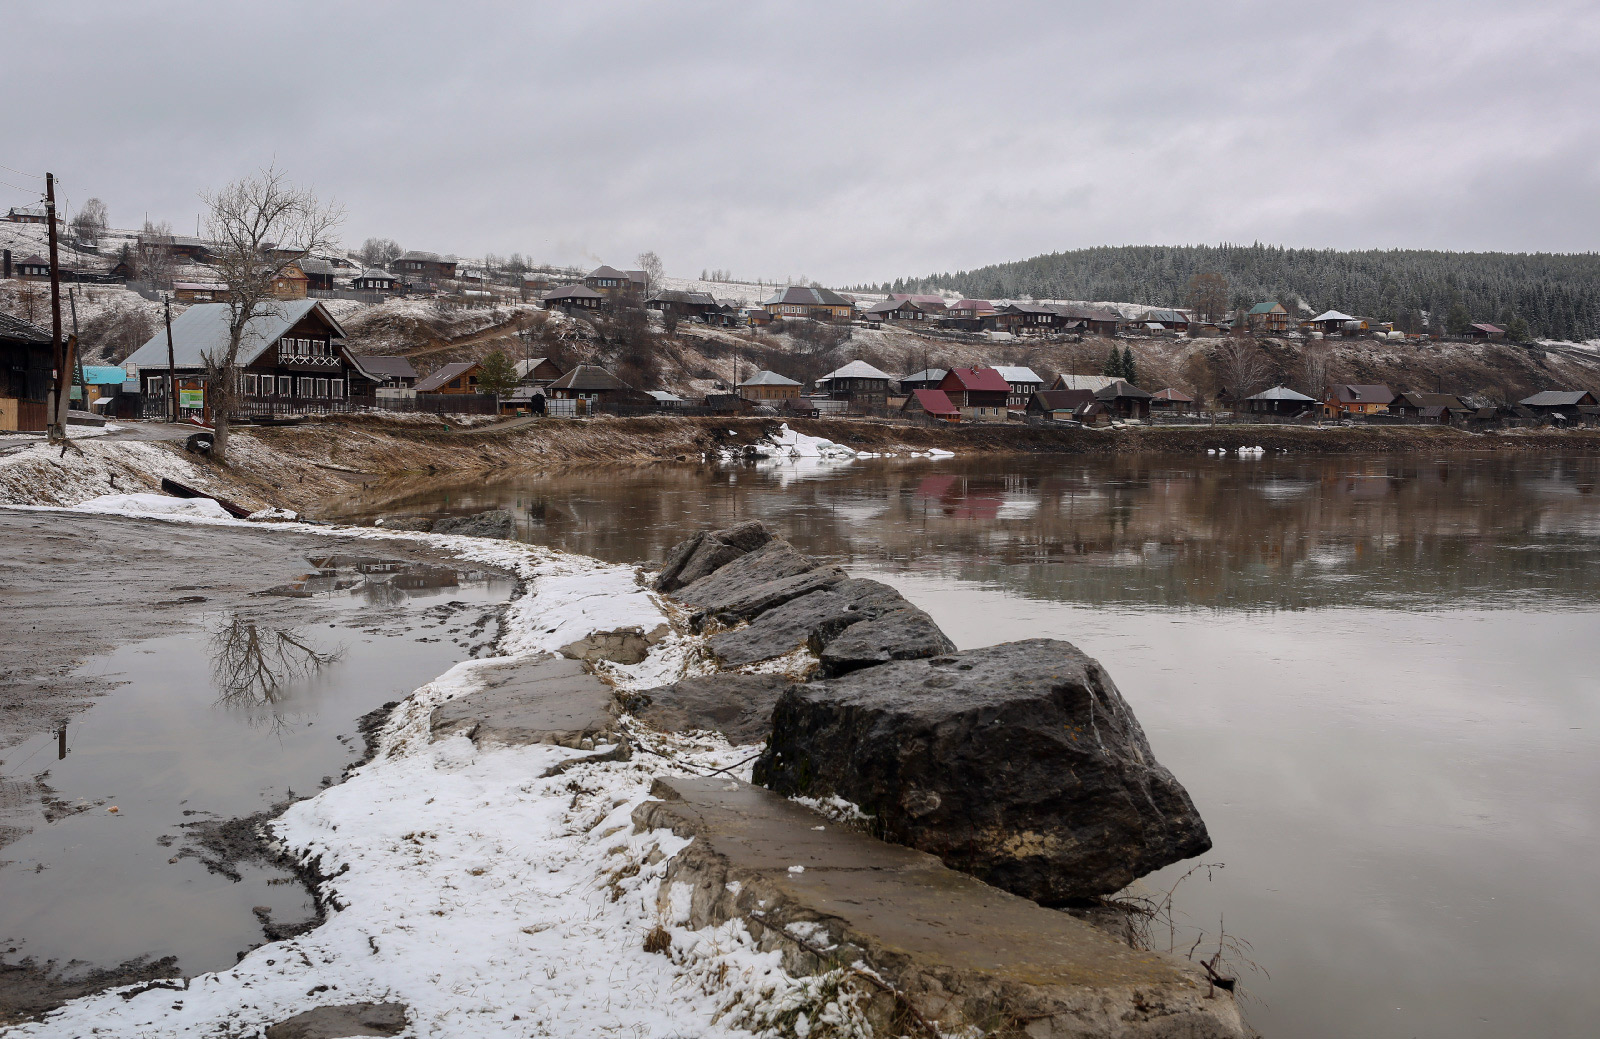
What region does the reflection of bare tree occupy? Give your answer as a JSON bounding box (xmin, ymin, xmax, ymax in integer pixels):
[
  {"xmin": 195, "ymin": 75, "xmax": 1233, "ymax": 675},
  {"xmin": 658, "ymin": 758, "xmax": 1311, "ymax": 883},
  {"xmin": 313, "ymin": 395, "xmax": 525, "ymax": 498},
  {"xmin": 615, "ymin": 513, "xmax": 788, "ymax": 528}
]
[{"xmin": 209, "ymin": 616, "xmax": 343, "ymax": 708}]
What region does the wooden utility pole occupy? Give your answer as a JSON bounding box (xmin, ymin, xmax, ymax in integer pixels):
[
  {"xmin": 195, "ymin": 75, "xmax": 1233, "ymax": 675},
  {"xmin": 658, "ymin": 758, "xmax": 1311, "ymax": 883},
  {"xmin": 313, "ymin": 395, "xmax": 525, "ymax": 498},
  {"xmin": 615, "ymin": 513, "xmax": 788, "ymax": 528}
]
[
  {"xmin": 69, "ymin": 287, "xmax": 86, "ymax": 415},
  {"xmin": 45, "ymin": 172, "xmax": 66, "ymax": 442},
  {"xmin": 163, "ymin": 295, "xmax": 178, "ymax": 423}
]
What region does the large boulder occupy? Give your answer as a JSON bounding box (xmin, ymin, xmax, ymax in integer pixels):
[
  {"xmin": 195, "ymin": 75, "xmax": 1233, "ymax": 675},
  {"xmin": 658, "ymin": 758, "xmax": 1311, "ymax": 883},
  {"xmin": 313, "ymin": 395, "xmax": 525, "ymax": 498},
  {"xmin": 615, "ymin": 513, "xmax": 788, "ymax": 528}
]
[
  {"xmin": 655, "ymin": 521, "xmax": 774, "ymax": 592},
  {"xmin": 674, "ymin": 540, "xmax": 834, "ymax": 623},
  {"xmin": 265, "ymin": 1002, "xmax": 408, "ymax": 1039},
  {"xmin": 630, "ymin": 673, "xmax": 793, "ymax": 744},
  {"xmin": 752, "ymin": 639, "xmax": 1211, "ymax": 903},
  {"xmin": 710, "ymin": 578, "xmax": 952, "ymax": 669}
]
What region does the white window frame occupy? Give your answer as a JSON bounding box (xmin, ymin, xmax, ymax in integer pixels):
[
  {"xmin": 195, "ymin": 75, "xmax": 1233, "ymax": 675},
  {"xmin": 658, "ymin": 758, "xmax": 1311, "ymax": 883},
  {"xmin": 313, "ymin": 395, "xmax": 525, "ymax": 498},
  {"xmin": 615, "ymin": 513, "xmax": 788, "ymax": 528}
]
[
  {"xmin": 244, "ymin": 373, "xmax": 258, "ymax": 395},
  {"xmin": 331, "ymin": 380, "xmax": 344, "ymax": 399},
  {"xmin": 298, "ymin": 377, "xmax": 313, "ymax": 397},
  {"xmin": 279, "ymin": 376, "xmax": 291, "ymax": 395}
]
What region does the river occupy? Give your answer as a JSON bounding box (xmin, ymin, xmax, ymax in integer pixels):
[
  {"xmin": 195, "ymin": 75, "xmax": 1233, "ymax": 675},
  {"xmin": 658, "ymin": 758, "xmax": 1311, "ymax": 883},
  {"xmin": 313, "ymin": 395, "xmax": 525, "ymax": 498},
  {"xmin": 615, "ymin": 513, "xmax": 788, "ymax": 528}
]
[{"xmin": 329, "ymin": 451, "xmax": 1600, "ymax": 1039}]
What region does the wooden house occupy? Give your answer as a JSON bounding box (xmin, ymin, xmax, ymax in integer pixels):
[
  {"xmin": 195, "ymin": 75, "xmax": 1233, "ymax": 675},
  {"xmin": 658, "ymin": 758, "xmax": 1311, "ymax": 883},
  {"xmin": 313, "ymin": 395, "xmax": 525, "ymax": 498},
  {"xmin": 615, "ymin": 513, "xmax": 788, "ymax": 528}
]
[
  {"xmin": 1025, "ymin": 389, "xmax": 1095, "ymax": 422},
  {"xmin": 270, "ymin": 263, "xmax": 310, "ymax": 300},
  {"xmin": 546, "ymin": 364, "xmax": 639, "ymax": 405},
  {"xmin": 738, "ymin": 370, "xmax": 803, "ymax": 401},
  {"xmin": 0, "ymin": 313, "xmax": 51, "ymax": 431},
  {"xmin": 816, "ymin": 360, "xmax": 892, "ymax": 404},
  {"xmin": 939, "ymin": 367, "xmax": 1010, "ymax": 421},
  {"xmin": 1388, "ymin": 391, "xmax": 1469, "ymax": 423},
  {"xmin": 543, "ymin": 284, "xmax": 604, "ymax": 311},
  {"xmin": 173, "ymin": 281, "xmax": 230, "ymax": 302},
  {"xmin": 994, "ymin": 303, "xmax": 1064, "ymax": 334},
  {"xmin": 6, "ymin": 207, "xmax": 49, "ymax": 225},
  {"xmin": 1054, "ymin": 306, "xmax": 1123, "ymax": 337},
  {"xmin": 294, "ymin": 257, "xmax": 336, "ymax": 290},
  {"xmin": 1518, "ymin": 390, "xmax": 1598, "ymax": 421},
  {"xmin": 122, "ymin": 299, "xmax": 359, "ymax": 421},
  {"xmin": 763, "ymin": 286, "xmax": 854, "ymax": 323},
  {"xmin": 902, "ymin": 388, "xmax": 960, "ymax": 423},
  {"xmin": 1244, "ymin": 302, "xmax": 1291, "ymax": 334},
  {"xmin": 14, "ymin": 255, "xmax": 51, "ymax": 279},
  {"xmin": 897, "ymin": 369, "xmax": 946, "ymax": 393},
  {"xmin": 1049, "ymin": 373, "xmax": 1116, "ymax": 392},
  {"xmin": 584, "ymin": 265, "xmax": 647, "ymax": 297},
  {"xmin": 1323, "ymin": 383, "xmax": 1393, "ymax": 418},
  {"xmin": 863, "ymin": 298, "xmax": 935, "ymax": 323},
  {"xmin": 1243, "ymin": 386, "xmax": 1318, "ymax": 416},
  {"xmin": 1149, "ymin": 388, "xmax": 1198, "ymax": 413},
  {"xmin": 1466, "ymin": 323, "xmax": 1505, "ymax": 340},
  {"xmin": 647, "ymin": 290, "xmax": 721, "ymax": 322},
  {"xmin": 352, "ymin": 355, "xmax": 418, "ymax": 388},
  {"xmin": 353, "ymin": 268, "xmax": 400, "ymax": 293},
  {"xmin": 394, "ymin": 250, "xmax": 458, "ymax": 286},
  {"xmin": 415, "ymin": 361, "xmax": 482, "ymax": 395},
  {"xmin": 1306, "ymin": 310, "xmax": 1358, "ymax": 336},
  {"xmin": 992, "ymin": 365, "xmax": 1043, "ymax": 409},
  {"xmin": 1094, "ymin": 380, "xmax": 1153, "ymax": 420}
]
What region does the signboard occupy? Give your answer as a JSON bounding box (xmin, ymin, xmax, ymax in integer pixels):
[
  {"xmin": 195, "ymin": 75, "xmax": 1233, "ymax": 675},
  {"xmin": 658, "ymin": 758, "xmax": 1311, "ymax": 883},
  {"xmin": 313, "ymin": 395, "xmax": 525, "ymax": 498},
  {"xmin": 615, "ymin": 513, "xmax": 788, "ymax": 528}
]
[{"xmin": 179, "ymin": 388, "xmax": 206, "ymax": 411}]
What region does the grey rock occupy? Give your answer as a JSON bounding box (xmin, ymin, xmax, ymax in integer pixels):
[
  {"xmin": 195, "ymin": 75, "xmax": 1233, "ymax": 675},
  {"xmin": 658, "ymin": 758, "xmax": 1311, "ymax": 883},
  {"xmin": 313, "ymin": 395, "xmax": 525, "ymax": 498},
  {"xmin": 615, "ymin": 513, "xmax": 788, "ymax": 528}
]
[
  {"xmin": 635, "ymin": 777, "xmax": 1247, "ymax": 1038},
  {"xmin": 429, "ymin": 508, "xmax": 515, "ymax": 540},
  {"xmin": 753, "ymin": 639, "xmax": 1212, "ymax": 903},
  {"xmin": 815, "ymin": 606, "xmax": 956, "ymax": 676},
  {"xmin": 689, "ymin": 565, "xmax": 847, "ymax": 631},
  {"xmin": 710, "ymin": 578, "xmax": 921, "ymax": 667},
  {"xmin": 561, "ymin": 627, "xmax": 651, "ymax": 665},
  {"xmin": 712, "ymin": 520, "xmax": 773, "ymax": 553},
  {"xmin": 669, "ymin": 537, "xmax": 746, "ymax": 591},
  {"xmin": 430, "ymin": 655, "xmax": 615, "ymax": 748},
  {"xmin": 676, "ymin": 540, "xmax": 834, "ymax": 620},
  {"xmin": 654, "ymin": 530, "xmax": 707, "ymax": 591},
  {"xmin": 374, "ymin": 515, "xmax": 434, "ymax": 532},
  {"xmin": 265, "ymin": 1002, "xmax": 408, "ymax": 1039},
  {"xmin": 655, "ymin": 521, "xmax": 775, "ymax": 592},
  {"xmin": 631, "ymin": 673, "xmax": 793, "ymax": 744}
]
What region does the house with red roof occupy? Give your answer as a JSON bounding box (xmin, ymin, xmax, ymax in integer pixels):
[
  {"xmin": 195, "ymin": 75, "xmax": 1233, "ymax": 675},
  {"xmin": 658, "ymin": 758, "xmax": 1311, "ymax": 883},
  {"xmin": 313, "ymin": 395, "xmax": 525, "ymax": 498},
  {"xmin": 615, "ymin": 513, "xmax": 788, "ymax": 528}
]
[
  {"xmin": 938, "ymin": 366, "xmax": 1011, "ymax": 421},
  {"xmin": 901, "ymin": 388, "xmax": 960, "ymax": 423}
]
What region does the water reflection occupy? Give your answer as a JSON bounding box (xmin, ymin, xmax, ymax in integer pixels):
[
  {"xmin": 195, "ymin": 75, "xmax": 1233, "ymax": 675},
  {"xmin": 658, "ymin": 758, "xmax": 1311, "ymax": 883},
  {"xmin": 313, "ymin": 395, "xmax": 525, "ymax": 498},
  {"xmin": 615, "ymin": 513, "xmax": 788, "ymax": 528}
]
[
  {"xmin": 208, "ymin": 616, "xmax": 344, "ymax": 710},
  {"xmin": 326, "ymin": 454, "xmax": 1600, "ymax": 611}
]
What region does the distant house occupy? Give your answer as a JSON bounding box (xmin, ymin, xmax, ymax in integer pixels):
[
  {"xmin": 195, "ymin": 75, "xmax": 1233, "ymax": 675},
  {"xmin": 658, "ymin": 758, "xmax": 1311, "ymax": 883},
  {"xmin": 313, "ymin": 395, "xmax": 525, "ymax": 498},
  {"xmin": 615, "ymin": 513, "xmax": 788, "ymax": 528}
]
[
  {"xmin": 946, "ymin": 299, "xmax": 996, "ymax": 320},
  {"xmin": 543, "ymin": 284, "xmax": 604, "ymax": 311},
  {"xmin": 1144, "ymin": 309, "xmax": 1190, "ymax": 333},
  {"xmin": 294, "ymin": 257, "xmax": 336, "ymax": 291},
  {"xmin": 514, "ymin": 357, "xmax": 563, "ymax": 387},
  {"xmin": 939, "ymin": 367, "xmax": 1010, "ymax": 421},
  {"xmin": 456, "ymin": 266, "xmax": 487, "ymax": 287},
  {"xmin": 394, "ymin": 251, "xmax": 457, "ymax": 285},
  {"xmin": 1049, "ymin": 373, "xmax": 1117, "ymax": 392},
  {"xmin": 1244, "ymin": 302, "xmax": 1291, "ymax": 334},
  {"xmin": 415, "ymin": 361, "xmax": 482, "ymax": 395},
  {"xmin": 73, "ymin": 365, "xmax": 133, "ymax": 410},
  {"xmin": 1054, "ymin": 305, "xmax": 1123, "ymax": 337},
  {"xmin": 353, "ymin": 268, "xmax": 400, "ymax": 293},
  {"xmin": 1466, "ymin": 323, "xmax": 1505, "ymax": 340},
  {"xmin": 1025, "ymin": 388, "xmax": 1095, "ymax": 422},
  {"xmin": 1243, "ymin": 385, "xmax": 1318, "ymax": 416},
  {"xmin": 546, "ymin": 364, "xmax": 639, "ymax": 405},
  {"xmin": 1518, "ymin": 390, "xmax": 1598, "ymax": 422},
  {"xmin": 1, "ymin": 313, "xmax": 52, "ymax": 431},
  {"xmin": 992, "ymin": 365, "xmax": 1043, "ymax": 409},
  {"xmin": 738, "ymin": 369, "xmax": 803, "ymax": 401},
  {"xmin": 994, "ymin": 303, "xmax": 1065, "ymax": 334},
  {"xmin": 173, "ymin": 281, "xmax": 230, "ymax": 302},
  {"xmin": 1306, "ymin": 310, "xmax": 1358, "ymax": 336},
  {"xmin": 897, "ymin": 368, "xmax": 946, "ymax": 393},
  {"xmin": 647, "ymin": 290, "xmax": 721, "ymax": 322},
  {"xmin": 1094, "ymin": 380, "xmax": 1153, "ymax": 420},
  {"xmin": 1389, "ymin": 391, "xmax": 1470, "ymax": 423},
  {"xmin": 584, "ymin": 265, "xmax": 647, "ymax": 297},
  {"xmin": 863, "ymin": 298, "xmax": 935, "ymax": 323},
  {"xmin": 1324, "ymin": 383, "xmax": 1394, "ymax": 418},
  {"xmin": 270, "ymin": 263, "xmax": 310, "ymax": 300},
  {"xmin": 645, "ymin": 390, "xmax": 687, "ymax": 409},
  {"xmin": 352, "ymin": 355, "xmax": 418, "ymax": 388},
  {"xmin": 764, "ymin": 286, "xmax": 854, "ymax": 323},
  {"xmin": 6, "ymin": 207, "xmax": 48, "ymax": 225},
  {"xmin": 1149, "ymin": 388, "xmax": 1198, "ymax": 414},
  {"xmin": 122, "ymin": 299, "xmax": 358, "ymax": 420},
  {"xmin": 816, "ymin": 360, "xmax": 893, "ymax": 404},
  {"xmin": 14, "ymin": 255, "xmax": 51, "ymax": 279},
  {"xmin": 902, "ymin": 388, "xmax": 960, "ymax": 422}
]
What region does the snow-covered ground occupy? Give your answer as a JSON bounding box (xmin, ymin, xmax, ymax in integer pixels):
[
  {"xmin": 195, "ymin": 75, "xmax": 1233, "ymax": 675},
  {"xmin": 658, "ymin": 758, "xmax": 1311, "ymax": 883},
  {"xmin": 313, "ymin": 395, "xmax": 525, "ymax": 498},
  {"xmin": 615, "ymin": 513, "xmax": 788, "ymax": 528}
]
[{"xmin": 3, "ymin": 500, "xmax": 868, "ymax": 1038}]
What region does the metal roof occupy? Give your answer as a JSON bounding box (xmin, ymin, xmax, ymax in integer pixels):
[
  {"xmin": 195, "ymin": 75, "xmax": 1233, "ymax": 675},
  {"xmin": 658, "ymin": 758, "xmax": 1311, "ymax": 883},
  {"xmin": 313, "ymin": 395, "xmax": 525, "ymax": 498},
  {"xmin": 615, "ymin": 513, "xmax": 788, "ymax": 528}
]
[
  {"xmin": 544, "ymin": 283, "xmax": 603, "ymax": 300},
  {"xmin": 1310, "ymin": 310, "xmax": 1357, "ymax": 323},
  {"xmin": 1095, "ymin": 380, "xmax": 1152, "ymax": 400},
  {"xmin": 353, "ymin": 355, "xmax": 418, "ymax": 379},
  {"xmin": 649, "ymin": 290, "xmax": 718, "ymax": 306},
  {"xmin": 1520, "ymin": 390, "xmax": 1594, "ymax": 407},
  {"xmin": 82, "ymin": 365, "xmax": 128, "ymax": 385},
  {"xmin": 944, "ymin": 367, "xmax": 1011, "ymax": 393},
  {"xmin": 1471, "ymin": 323, "xmax": 1505, "ymax": 334},
  {"xmin": 356, "ymin": 268, "xmax": 398, "ymax": 282},
  {"xmin": 0, "ymin": 313, "xmax": 51, "ymax": 345},
  {"xmin": 763, "ymin": 285, "xmax": 852, "ymax": 307},
  {"xmin": 1247, "ymin": 302, "xmax": 1285, "ymax": 315},
  {"xmin": 414, "ymin": 361, "xmax": 478, "ymax": 393},
  {"xmin": 992, "ymin": 365, "xmax": 1042, "ymax": 384},
  {"xmin": 1331, "ymin": 383, "xmax": 1393, "ymax": 404},
  {"xmin": 818, "ymin": 360, "xmax": 892, "ymax": 382},
  {"xmin": 548, "ymin": 364, "xmax": 631, "ymax": 391},
  {"xmin": 738, "ymin": 369, "xmax": 801, "ymax": 387},
  {"xmin": 897, "ymin": 368, "xmax": 946, "ymax": 384},
  {"xmin": 513, "ymin": 358, "xmax": 555, "ymax": 379},
  {"xmin": 645, "ymin": 390, "xmax": 685, "ymax": 402},
  {"xmin": 1031, "ymin": 389, "xmax": 1094, "ymax": 411},
  {"xmin": 1151, "ymin": 388, "xmax": 1196, "ymax": 402},
  {"xmin": 124, "ymin": 300, "xmax": 344, "ymax": 370},
  {"xmin": 908, "ymin": 389, "xmax": 959, "ymax": 415},
  {"xmin": 1051, "ymin": 374, "xmax": 1116, "ymax": 392},
  {"xmin": 1246, "ymin": 385, "xmax": 1317, "ymax": 402}
]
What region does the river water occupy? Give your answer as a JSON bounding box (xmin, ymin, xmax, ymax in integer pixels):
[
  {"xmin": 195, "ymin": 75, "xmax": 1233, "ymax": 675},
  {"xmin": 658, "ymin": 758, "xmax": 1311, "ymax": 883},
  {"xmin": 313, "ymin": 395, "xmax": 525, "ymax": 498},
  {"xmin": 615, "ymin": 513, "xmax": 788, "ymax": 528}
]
[{"xmin": 330, "ymin": 452, "xmax": 1600, "ymax": 1039}]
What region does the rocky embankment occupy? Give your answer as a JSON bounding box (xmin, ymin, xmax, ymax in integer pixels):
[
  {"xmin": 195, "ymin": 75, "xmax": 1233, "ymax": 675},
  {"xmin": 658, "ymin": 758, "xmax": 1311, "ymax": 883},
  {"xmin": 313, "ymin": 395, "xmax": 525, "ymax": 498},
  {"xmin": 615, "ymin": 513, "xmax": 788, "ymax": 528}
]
[{"xmin": 617, "ymin": 521, "xmax": 1245, "ymax": 1037}]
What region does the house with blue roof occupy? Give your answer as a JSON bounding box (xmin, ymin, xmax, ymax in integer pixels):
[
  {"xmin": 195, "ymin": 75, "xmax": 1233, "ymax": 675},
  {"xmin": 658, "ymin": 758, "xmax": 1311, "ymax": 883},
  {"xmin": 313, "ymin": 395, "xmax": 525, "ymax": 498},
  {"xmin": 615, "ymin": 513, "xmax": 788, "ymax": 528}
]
[{"xmin": 122, "ymin": 299, "xmax": 375, "ymax": 420}]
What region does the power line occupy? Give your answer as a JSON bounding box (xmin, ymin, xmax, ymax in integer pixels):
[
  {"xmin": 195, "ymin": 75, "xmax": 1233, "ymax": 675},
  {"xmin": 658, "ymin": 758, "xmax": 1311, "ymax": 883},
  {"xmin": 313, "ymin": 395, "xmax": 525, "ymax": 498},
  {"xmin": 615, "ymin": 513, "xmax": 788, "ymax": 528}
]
[{"xmin": 0, "ymin": 163, "xmax": 43, "ymax": 180}]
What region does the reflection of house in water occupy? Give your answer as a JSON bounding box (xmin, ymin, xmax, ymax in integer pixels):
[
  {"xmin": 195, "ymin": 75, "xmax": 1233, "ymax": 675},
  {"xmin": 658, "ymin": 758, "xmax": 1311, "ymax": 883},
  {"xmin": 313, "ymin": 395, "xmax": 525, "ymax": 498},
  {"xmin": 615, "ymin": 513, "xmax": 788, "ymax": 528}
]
[{"xmin": 913, "ymin": 475, "xmax": 1005, "ymax": 520}]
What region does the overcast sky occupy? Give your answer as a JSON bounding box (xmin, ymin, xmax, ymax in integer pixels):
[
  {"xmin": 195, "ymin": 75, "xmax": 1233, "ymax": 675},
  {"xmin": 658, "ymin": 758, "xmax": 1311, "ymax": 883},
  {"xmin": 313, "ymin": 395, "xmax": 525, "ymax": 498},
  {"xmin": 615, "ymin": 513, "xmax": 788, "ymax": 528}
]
[{"xmin": 5, "ymin": 1, "xmax": 1597, "ymax": 285}]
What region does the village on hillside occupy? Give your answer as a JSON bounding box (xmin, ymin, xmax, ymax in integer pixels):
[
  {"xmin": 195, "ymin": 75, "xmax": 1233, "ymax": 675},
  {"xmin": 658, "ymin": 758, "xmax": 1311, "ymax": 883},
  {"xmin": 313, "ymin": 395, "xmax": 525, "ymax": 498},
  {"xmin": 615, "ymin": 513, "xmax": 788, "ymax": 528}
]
[{"xmin": 3, "ymin": 203, "xmax": 1598, "ymax": 436}]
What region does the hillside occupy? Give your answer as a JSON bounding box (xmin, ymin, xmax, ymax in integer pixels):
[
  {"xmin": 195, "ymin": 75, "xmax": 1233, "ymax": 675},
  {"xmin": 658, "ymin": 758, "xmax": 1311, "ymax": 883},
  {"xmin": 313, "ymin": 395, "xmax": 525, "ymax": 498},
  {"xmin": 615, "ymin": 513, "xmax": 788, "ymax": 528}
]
[{"xmin": 882, "ymin": 244, "xmax": 1600, "ymax": 342}]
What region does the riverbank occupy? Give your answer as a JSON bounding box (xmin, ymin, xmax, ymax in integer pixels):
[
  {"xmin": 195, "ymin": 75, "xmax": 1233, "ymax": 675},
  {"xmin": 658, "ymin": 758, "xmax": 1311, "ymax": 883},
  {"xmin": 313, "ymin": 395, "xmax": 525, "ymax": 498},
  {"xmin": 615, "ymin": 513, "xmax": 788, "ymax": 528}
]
[{"xmin": 4, "ymin": 414, "xmax": 1597, "ymax": 521}]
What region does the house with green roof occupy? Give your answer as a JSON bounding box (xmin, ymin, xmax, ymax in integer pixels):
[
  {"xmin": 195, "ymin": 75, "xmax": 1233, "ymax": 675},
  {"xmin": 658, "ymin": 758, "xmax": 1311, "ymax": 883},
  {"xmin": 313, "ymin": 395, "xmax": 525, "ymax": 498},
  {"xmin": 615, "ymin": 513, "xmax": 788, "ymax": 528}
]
[{"xmin": 1244, "ymin": 301, "xmax": 1291, "ymax": 334}]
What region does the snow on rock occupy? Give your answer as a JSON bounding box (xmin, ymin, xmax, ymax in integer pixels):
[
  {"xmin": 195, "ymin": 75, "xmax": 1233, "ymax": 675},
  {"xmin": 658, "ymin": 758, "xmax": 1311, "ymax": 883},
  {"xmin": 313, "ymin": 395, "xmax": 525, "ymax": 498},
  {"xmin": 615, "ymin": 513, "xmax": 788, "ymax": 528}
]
[
  {"xmin": 71, "ymin": 492, "xmax": 233, "ymax": 520},
  {"xmin": 752, "ymin": 423, "xmax": 857, "ymax": 461}
]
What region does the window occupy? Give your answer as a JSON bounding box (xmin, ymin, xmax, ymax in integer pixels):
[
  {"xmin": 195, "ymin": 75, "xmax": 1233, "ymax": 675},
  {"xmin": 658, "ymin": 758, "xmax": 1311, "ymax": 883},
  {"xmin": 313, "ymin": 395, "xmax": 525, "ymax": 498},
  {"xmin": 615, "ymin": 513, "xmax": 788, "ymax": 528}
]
[
  {"xmin": 331, "ymin": 380, "xmax": 344, "ymax": 399},
  {"xmin": 279, "ymin": 376, "xmax": 291, "ymax": 395},
  {"xmin": 244, "ymin": 374, "xmax": 258, "ymax": 395},
  {"xmin": 315, "ymin": 378, "xmax": 329, "ymax": 397},
  {"xmin": 261, "ymin": 377, "xmax": 273, "ymax": 397},
  {"xmin": 298, "ymin": 377, "xmax": 313, "ymax": 397}
]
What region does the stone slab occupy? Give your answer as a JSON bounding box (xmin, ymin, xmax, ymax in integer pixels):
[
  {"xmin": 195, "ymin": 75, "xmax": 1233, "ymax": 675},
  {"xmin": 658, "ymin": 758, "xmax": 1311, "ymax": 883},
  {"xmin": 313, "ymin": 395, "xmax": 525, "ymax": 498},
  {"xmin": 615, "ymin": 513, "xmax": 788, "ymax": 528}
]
[
  {"xmin": 635, "ymin": 777, "xmax": 1246, "ymax": 1039},
  {"xmin": 264, "ymin": 1002, "xmax": 408, "ymax": 1039},
  {"xmin": 430, "ymin": 656, "xmax": 615, "ymax": 748},
  {"xmin": 631, "ymin": 673, "xmax": 793, "ymax": 744},
  {"xmin": 709, "ymin": 578, "xmax": 930, "ymax": 667}
]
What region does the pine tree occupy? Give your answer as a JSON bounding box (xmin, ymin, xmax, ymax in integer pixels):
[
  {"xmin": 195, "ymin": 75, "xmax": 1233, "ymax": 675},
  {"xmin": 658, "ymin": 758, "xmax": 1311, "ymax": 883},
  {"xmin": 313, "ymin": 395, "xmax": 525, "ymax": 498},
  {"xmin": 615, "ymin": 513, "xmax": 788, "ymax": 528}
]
[
  {"xmin": 1102, "ymin": 347, "xmax": 1123, "ymax": 378},
  {"xmin": 1121, "ymin": 346, "xmax": 1137, "ymax": 385}
]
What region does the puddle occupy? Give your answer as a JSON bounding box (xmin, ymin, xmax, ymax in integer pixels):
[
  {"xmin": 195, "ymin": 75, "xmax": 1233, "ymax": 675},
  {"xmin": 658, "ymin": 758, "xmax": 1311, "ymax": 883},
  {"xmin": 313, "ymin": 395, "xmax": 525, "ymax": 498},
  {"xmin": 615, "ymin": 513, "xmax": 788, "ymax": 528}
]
[{"xmin": 0, "ymin": 558, "xmax": 513, "ymax": 986}]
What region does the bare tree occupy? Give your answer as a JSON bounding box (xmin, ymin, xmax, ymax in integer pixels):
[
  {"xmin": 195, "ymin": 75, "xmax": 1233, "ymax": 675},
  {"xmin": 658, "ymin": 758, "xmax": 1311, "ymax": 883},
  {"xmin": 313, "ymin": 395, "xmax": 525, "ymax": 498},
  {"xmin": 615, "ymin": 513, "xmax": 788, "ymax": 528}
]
[
  {"xmin": 1212, "ymin": 338, "xmax": 1271, "ymax": 411},
  {"xmin": 1299, "ymin": 343, "xmax": 1332, "ymax": 400},
  {"xmin": 1185, "ymin": 272, "xmax": 1229, "ymax": 323},
  {"xmin": 358, "ymin": 236, "xmax": 403, "ymax": 268},
  {"xmin": 201, "ymin": 166, "xmax": 342, "ymax": 461},
  {"xmin": 636, "ymin": 251, "xmax": 663, "ymax": 297},
  {"xmin": 137, "ymin": 219, "xmax": 176, "ymax": 288},
  {"xmin": 71, "ymin": 198, "xmax": 109, "ymax": 243},
  {"xmin": 210, "ymin": 615, "xmax": 342, "ymax": 712}
]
